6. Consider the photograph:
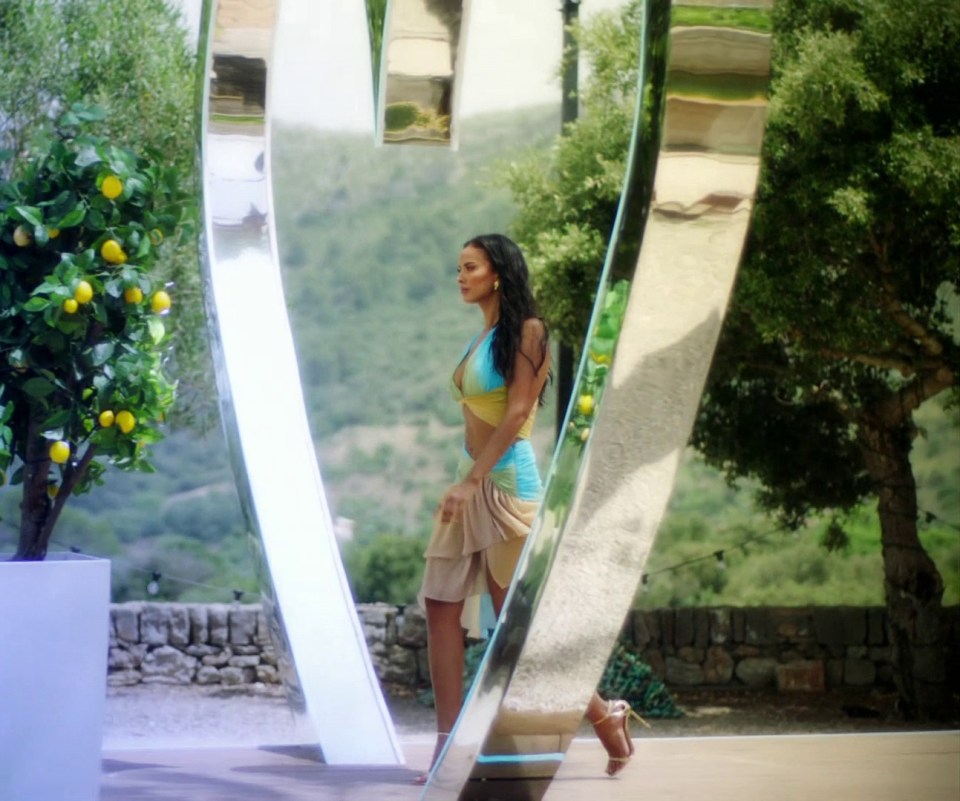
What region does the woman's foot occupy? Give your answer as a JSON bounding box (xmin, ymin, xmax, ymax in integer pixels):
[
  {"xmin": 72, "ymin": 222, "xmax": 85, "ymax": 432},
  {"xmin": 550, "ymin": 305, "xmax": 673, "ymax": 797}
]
[
  {"xmin": 592, "ymin": 700, "xmax": 635, "ymax": 777},
  {"xmin": 413, "ymin": 732, "xmax": 450, "ymax": 785}
]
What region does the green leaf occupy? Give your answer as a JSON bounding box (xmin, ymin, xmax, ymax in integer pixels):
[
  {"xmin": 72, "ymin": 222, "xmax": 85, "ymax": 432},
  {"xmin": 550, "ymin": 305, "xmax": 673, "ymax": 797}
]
[
  {"xmin": 87, "ymin": 208, "xmax": 106, "ymax": 230},
  {"xmin": 22, "ymin": 377, "xmax": 57, "ymax": 399},
  {"xmin": 14, "ymin": 206, "xmax": 43, "ymax": 226},
  {"xmin": 72, "ymin": 104, "xmax": 107, "ymax": 122},
  {"xmin": 147, "ymin": 317, "xmax": 166, "ymax": 344},
  {"xmin": 91, "ymin": 342, "xmax": 115, "ymax": 366},
  {"xmin": 23, "ymin": 297, "xmax": 50, "ymax": 312},
  {"xmin": 74, "ymin": 145, "xmax": 102, "ymax": 168},
  {"xmin": 125, "ymin": 176, "xmax": 147, "ymax": 196},
  {"xmin": 57, "ymin": 203, "xmax": 87, "ymax": 229}
]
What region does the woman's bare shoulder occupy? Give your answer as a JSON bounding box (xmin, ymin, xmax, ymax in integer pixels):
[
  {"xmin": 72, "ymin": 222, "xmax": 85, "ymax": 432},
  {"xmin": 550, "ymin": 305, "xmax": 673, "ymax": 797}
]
[{"xmin": 521, "ymin": 317, "xmax": 547, "ymax": 341}]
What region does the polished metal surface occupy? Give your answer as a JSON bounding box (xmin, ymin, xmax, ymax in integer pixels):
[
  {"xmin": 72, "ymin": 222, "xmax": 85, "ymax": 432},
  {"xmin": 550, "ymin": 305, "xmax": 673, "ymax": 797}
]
[
  {"xmin": 376, "ymin": 0, "xmax": 469, "ymax": 146},
  {"xmin": 197, "ymin": 0, "xmax": 402, "ymax": 765},
  {"xmin": 199, "ymin": 0, "xmax": 771, "ymax": 791},
  {"xmin": 423, "ymin": 1, "xmax": 773, "ymax": 798}
]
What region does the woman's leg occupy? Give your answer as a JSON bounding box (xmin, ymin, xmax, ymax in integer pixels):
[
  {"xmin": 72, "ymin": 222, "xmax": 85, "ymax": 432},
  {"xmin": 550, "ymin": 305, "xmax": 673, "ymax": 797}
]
[
  {"xmin": 417, "ymin": 596, "xmax": 466, "ymax": 783},
  {"xmin": 487, "ymin": 570, "xmax": 509, "ymax": 618},
  {"xmin": 425, "ymin": 596, "xmax": 466, "ymax": 732}
]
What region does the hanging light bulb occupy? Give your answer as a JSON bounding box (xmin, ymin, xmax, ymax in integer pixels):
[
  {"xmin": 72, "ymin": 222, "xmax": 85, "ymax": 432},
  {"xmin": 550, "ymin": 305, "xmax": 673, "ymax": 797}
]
[
  {"xmin": 232, "ymin": 589, "xmax": 245, "ymax": 602},
  {"xmin": 641, "ymin": 573, "xmax": 650, "ymax": 593},
  {"xmin": 714, "ymin": 550, "xmax": 726, "ymax": 570},
  {"xmin": 147, "ymin": 571, "xmax": 162, "ymax": 596}
]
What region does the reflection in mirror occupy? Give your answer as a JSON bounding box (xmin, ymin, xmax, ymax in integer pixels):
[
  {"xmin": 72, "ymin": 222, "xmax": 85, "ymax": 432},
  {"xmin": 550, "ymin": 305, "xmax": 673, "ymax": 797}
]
[
  {"xmin": 377, "ymin": 0, "xmax": 468, "ymax": 145},
  {"xmin": 424, "ymin": 1, "xmax": 773, "ymax": 797},
  {"xmin": 364, "ymin": 0, "xmax": 388, "ymax": 102}
]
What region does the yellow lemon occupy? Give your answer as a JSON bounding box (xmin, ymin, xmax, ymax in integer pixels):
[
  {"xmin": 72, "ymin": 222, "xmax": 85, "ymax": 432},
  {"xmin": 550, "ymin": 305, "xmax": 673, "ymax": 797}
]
[
  {"xmin": 578, "ymin": 394, "xmax": 595, "ymax": 416},
  {"xmin": 151, "ymin": 290, "xmax": 172, "ymax": 315},
  {"xmin": 99, "ymin": 410, "xmax": 115, "ymax": 428},
  {"xmin": 63, "ymin": 298, "xmax": 79, "ymax": 314},
  {"xmin": 100, "ymin": 239, "xmax": 127, "ymax": 264},
  {"xmin": 124, "ymin": 286, "xmax": 143, "ymax": 304},
  {"xmin": 116, "ymin": 410, "xmax": 136, "ymax": 434},
  {"xmin": 47, "ymin": 227, "xmax": 61, "ymax": 239},
  {"xmin": 580, "ymin": 426, "xmax": 591, "ymax": 442},
  {"xmin": 49, "ymin": 440, "xmax": 71, "ymax": 464},
  {"xmin": 74, "ymin": 280, "xmax": 94, "ymax": 304},
  {"xmin": 47, "ymin": 482, "xmax": 59, "ymax": 498},
  {"xmin": 13, "ymin": 225, "xmax": 32, "ymax": 247},
  {"xmin": 101, "ymin": 175, "xmax": 123, "ymax": 200}
]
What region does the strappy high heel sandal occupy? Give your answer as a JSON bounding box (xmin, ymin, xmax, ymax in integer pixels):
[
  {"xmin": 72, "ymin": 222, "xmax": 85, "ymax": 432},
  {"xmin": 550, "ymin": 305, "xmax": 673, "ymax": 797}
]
[
  {"xmin": 592, "ymin": 700, "xmax": 649, "ymax": 776},
  {"xmin": 413, "ymin": 732, "xmax": 450, "ymax": 786}
]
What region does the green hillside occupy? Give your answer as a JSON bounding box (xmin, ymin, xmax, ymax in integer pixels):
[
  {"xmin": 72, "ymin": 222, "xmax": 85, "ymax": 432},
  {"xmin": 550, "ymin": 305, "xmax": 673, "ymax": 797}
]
[{"xmin": 1, "ymin": 109, "xmax": 956, "ymax": 608}]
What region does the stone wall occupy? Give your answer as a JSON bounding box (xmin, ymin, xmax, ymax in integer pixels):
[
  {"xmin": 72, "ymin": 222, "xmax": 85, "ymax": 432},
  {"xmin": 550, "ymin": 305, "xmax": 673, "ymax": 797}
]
[
  {"xmin": 621, "ymin": 606, "xmax": 958, "ymax": 692},
  {"xmin": 107, "ymin": 602, "xmax": 959, "ymax": 693}
]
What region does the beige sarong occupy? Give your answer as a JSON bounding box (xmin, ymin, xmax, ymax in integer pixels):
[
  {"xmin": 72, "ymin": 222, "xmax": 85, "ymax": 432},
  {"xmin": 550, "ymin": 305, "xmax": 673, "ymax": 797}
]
[{"xmin": 420, "ymin": 469, "xmax": 538, "ymax": 637}]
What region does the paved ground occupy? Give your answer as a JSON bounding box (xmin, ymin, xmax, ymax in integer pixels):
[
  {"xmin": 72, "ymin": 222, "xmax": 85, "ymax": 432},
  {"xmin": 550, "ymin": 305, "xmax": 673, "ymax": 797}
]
[
  {"xmin": 100, "ymin": 732, "xmax": 960, "ymax": 801},
  {"xmin": 102, "ymin": 683, "xmax": 958, "ymax": 750},
  {"xmin": 100, "ymin": 686, "xmax": 959, "ymax": 800}
]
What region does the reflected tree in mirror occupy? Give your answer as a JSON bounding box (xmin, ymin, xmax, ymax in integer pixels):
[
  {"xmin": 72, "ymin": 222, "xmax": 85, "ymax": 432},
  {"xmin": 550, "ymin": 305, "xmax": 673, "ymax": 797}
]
[
  {"xmin": 364, "ymin": 0, "xmax": 388, "ymax": 102},
  {"xmin": 503, "ymin": 0, "xmax": 653, "ymax": 353}
]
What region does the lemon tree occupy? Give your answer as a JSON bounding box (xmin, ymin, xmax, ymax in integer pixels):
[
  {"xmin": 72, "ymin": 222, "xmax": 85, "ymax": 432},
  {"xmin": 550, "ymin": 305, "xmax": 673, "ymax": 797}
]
[{"xmin": 0, "ymin": 107, "xmax": 189, "ymax": 560}]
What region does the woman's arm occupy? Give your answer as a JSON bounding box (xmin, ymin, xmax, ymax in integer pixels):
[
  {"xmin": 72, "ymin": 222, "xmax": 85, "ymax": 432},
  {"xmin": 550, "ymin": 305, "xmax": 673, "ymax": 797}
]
[{"xmin": 439, "ymin": 319, "xmax": 549, "ymax": 522}]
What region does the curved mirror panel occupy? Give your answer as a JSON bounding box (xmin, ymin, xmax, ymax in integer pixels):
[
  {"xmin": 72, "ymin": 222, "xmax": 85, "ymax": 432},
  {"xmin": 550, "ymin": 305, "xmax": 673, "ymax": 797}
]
[
  {"xmin": 198, "ymin": 0, "xmax": 772, "ymax": 794},
  {"xmin": 198, "ymin": 0, "xmax": 401, "ymax": 764},
  {"xmin": 424, "ymin": 1, "xmax": 773, "ymax": 797}
]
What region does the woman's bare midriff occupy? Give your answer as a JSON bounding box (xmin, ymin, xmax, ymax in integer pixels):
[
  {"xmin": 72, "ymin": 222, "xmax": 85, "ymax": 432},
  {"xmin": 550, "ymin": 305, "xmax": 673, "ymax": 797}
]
[{"xmin": 462, "ymin": 406, "xmax": 498, "ymax": 460}]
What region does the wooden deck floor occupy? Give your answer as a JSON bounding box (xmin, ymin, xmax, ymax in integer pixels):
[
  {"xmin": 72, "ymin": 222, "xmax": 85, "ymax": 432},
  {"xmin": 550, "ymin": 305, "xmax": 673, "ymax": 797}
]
[{"xmin": 101, "ymin": 731, "xmax": 960, "ymax": 801}]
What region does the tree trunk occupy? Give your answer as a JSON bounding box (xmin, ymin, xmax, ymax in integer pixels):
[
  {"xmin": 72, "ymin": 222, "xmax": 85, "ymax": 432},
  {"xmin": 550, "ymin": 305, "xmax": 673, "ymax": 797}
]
[
  {"xmin": 14, "ymin": 409, "xmax": 96, "ymax": 561},
  {"xmin": 858, "ymin": 413, "xmax": 947, "ymax": 719},
  {"xmin": 15, "ymin": 414, "xmax": 52, "ymax": 560}
]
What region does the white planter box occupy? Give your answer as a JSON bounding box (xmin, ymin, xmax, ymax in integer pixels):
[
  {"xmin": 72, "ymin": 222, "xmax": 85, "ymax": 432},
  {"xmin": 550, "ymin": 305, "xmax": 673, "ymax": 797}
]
[{"xmin": 0, "ymin": 553, "xmax": 111, "ymax": 801}]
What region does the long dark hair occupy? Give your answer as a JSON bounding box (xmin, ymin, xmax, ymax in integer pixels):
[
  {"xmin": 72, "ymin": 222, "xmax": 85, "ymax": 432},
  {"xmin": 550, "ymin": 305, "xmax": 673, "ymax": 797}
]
[{"xmin": 463, "ymin": 233, "xmax": 550, "ymax": 405}]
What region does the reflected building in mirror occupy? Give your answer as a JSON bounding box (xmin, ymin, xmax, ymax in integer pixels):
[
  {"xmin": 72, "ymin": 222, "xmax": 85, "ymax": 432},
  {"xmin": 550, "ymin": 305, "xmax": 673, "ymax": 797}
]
[{"xmin": 377, "ymin": 0, "xmax": 467, "ymax": 146}]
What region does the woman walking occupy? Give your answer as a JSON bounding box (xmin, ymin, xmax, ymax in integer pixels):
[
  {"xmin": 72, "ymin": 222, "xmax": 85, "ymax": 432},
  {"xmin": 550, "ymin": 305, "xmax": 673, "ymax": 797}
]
[{"xmin": 417, "ymin": 234, "xmax": 636, "ymax": 783}]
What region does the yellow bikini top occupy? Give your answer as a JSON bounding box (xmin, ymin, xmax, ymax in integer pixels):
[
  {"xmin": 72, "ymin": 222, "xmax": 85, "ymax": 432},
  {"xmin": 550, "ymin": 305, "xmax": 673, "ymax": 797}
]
[{"xmin": 451, "ymin": 329, "xmax": 537, "ymax": 439}]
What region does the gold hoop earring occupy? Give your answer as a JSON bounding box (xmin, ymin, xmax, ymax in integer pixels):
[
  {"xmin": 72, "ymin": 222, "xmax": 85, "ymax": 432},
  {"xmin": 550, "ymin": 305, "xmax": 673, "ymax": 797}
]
[{"xmin": 494, "ymin": 280, "xmax": 500, "ymax": 291}]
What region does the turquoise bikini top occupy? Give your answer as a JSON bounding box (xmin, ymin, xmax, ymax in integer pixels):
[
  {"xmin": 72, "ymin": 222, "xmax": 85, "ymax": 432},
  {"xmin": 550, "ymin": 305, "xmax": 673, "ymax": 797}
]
[{"xmin": 451, "ymin": 329, "xmax": 536, "ymax": 439}]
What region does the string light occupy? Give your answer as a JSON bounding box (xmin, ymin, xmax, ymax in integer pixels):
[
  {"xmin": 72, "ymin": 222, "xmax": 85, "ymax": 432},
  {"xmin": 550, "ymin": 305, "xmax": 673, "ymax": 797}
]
[
  {"xmin": 922, "ymin": 510, "xmax": 960, "ymax": 532},
  {"xmin": 43, "ymin": 539, "xmax": 256, "ymax": 603}
]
